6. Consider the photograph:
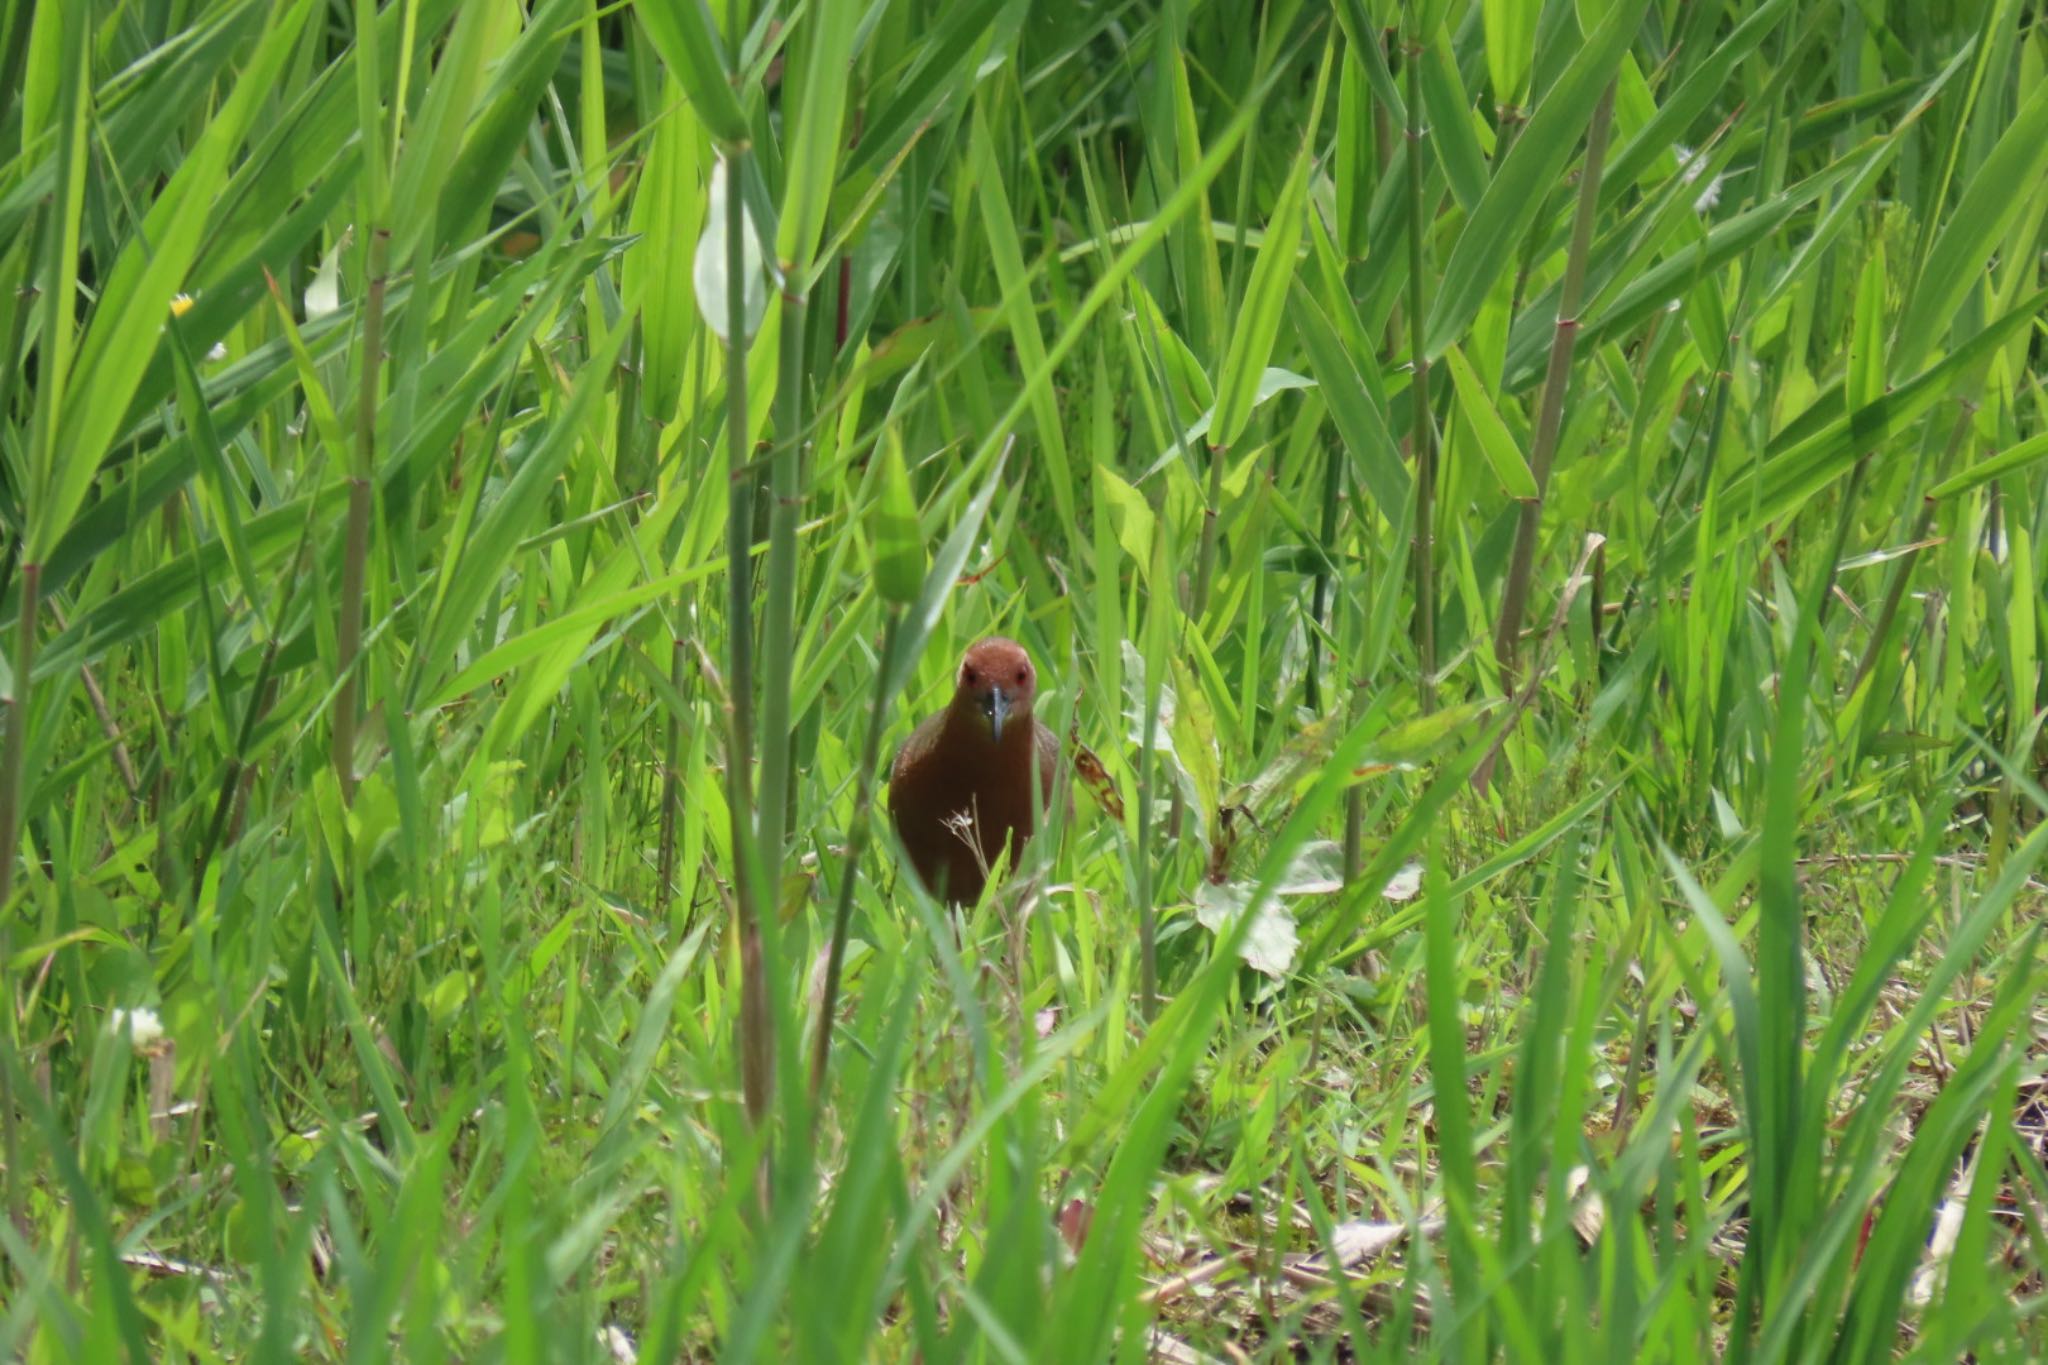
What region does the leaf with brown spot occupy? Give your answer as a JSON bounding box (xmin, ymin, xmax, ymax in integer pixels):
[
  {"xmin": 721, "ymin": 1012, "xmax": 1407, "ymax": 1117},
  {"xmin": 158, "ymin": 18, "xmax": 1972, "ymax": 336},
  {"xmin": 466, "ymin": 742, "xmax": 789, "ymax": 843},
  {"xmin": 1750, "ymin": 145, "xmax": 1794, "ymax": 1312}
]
[{"xmin": 1069, "ymin": 736, "xmax": 1124, "ymax": 820}]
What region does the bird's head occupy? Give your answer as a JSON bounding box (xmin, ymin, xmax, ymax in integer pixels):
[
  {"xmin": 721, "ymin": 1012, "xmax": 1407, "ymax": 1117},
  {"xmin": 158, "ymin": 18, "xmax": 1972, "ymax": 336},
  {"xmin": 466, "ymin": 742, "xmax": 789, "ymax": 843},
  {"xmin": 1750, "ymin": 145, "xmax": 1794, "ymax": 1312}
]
[{"xmin": 953, "ymin": 637, "xmax": 1037, "ymax": 743}]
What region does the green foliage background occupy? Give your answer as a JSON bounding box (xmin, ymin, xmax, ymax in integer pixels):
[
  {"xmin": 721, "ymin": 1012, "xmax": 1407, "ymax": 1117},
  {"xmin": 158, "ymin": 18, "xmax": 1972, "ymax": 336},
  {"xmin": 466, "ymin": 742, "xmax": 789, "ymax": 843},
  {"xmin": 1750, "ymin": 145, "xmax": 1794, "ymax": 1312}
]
[{"xmin": 1, "ymin": 0, "xmax": 2045, "ymax": 1359}]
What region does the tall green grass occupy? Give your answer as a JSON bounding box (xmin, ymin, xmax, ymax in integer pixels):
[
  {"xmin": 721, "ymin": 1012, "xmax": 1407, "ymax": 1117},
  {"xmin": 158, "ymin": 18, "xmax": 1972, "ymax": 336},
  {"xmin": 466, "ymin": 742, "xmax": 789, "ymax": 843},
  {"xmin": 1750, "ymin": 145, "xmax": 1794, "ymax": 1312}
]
[{"xmin": 1, "ymin": 0, "xmax": 2045, "ymax": 1359}]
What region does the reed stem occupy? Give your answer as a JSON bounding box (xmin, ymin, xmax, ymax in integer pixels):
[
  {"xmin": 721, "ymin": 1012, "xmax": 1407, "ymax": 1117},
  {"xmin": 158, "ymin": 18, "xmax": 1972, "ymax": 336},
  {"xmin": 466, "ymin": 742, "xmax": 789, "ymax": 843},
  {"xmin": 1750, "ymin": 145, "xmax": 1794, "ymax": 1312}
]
[
  {"xmin": 721, "ymin": 146, "xmax": 773, "ymax": 1134},
  {"xmin": 335, "ymin": 226, "xmax": 389, "ymax": 806},
  {"xmin": 1401, "ymin": 14, "xmax": 1435, "ymax": 714},
  {"xmin": 0, "ymin": 560, "xmax": 40, "ymax": 1232},
  {"xmin": 1492, "ymin": 84, "xmax": 1615, "ymax": 691},
  {"xmin": 810, "ymin": 611, "xmax": 900, "ymax": 1100},
  {"xmin": 758, "ymin": 285, "xmax": 806, "ymax": 879}
]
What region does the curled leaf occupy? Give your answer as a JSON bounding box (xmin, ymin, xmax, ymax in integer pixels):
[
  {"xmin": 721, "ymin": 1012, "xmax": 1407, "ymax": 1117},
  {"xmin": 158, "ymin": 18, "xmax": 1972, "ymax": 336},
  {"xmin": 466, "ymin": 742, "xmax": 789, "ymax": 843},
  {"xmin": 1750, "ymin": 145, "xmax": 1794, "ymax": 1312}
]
[
  {"xmin": 1069, "ymin": 738, "xmax": 1125, "ymax": 820},
  {"xmin": 693, "ymin": 157, "xmax": 768, "ymax": 342}
]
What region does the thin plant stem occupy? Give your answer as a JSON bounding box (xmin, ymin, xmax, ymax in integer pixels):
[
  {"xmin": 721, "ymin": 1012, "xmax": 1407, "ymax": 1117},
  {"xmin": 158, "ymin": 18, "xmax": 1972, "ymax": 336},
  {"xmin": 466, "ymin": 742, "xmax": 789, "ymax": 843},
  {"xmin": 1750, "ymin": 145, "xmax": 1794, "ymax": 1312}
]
[
  {"xmin": 0, "ymin": 560, "xmax": 40, "ymax": 1232},
  {"xmin": 1401, "ymin": 13, "xmax": 1435, "ymax": 715},
  {"xmin": 811, "ymin": 611, "xmax": 900, "ymax": 1101},
  {"xmin": 1135, "ymin": 533, "xmax": 1168, "ymax": 1019},
  {"xmin": 1191, "ymin": 448, "xmax": 1225, "ymax": 626},
  {"xmin": 722, "ymin": 147, "xmax": 773, "ymax": 1135},
  {"xmin": 657, "ymin": 634, "xmax": 686, "ymax": 922},
  {"xmin": 335, "ymin": 226, "xmax": 389, "ymax": 806},
  {"xmin": 1306, "ymin": 440, "xmax": 1342, "ymax": 713},
  {"xmin": 1492, "ymin": 84, "xmax": 1616, "ymax": 693},
  {"xmin": 758, "ymin": 285, "xmax": 806, "ymax": 879}
]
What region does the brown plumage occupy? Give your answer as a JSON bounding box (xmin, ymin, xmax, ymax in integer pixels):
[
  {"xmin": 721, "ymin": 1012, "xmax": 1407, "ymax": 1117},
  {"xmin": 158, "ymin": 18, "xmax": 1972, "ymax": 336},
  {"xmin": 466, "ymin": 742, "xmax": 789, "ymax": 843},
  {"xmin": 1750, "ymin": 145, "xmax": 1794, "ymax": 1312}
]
[{"xmin": 889, "ymin": 637, "xmax": 1060, "ymax": 905}]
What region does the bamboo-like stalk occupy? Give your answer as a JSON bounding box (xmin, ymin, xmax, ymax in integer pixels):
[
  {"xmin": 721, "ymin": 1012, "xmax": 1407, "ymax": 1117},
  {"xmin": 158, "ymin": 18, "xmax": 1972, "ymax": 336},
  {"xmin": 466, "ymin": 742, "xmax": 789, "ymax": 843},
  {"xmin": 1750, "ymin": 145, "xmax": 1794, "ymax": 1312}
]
[
  {"xmin": 1491, "ymin": 85, "xmax": 1616, "ymax": 691},
  {"xmin": 1347, "ymin": 27, "xmax": 1397, "ymax": 885},
  {"xmin": 1191, "ymin": 449, "xmax": 1226, "ymax": 625},
  {"xmin": 0, "ymin": 560, "xmax": 40, "ymax": 1231},
  {"xmin": 0, "ymin": 563, "xmax": 39, "ymax": 918},
  {"xmin": 1306, "ymin": 442, "xmax": 1342, "ymax": 713},
  {"xmin": 656, "ymin": 634, "xmax": 686, "ymax": 921},
  {"xmin": 1136, "ymin": 735, "xmax": 1159, "ymax": 1018},
  {"xmin": 1401, "ymin": 12, "xmax": 1435, "ymax": 715},
  {"xmin": 811, "ymin": 610, "xmax": 900, "ymax": 1100},
  {"xmin": 335, "ymin": 226, "xmax": 389, "ymax": 806},
  {"xmin": 721, "ymin": 144, "xmax": 773, "ymax": 1134},
  {"xmin": 1134, "ymin": 532, "xmax": 1168, "ymax": 1019},
  {"xmin": 757, "ymin": 284, "xmax": 805, "ymax": 881}
]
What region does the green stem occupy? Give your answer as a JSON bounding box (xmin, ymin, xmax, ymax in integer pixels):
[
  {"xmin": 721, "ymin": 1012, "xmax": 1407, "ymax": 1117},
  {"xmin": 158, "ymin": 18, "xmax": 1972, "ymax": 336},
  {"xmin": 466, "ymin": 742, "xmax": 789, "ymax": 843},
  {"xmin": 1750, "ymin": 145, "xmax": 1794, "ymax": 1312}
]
[
  {"xmin": 335, "ymin": 226, "xmax": 388, "ymax": 806},
  {"xmin": 1191, "ymin": 449, "xmax": 1225, "ymax": 626},
  {"xmin": 0, "ymin": 563, "xmax": 37, "ymax": 916},
  {"xmin": 721, "ymin": 148, "xmax": 772, "ymax": 1133},
  {"xmin": 758, "ymin": 284, "xmax": 806, "ymax": 881},
  {"xmin": 657, "ymin": 635, "xmax": 686, "ymax": 922},
  {"xmin": 1401, "ymin": 16, "xmax": 1435, "ymax": 714},
  {"xmin": 1135, "ymin": 534, "xmax": 1168, "ymax": 1019},
  {"xmin": 1306, "ymin": 440, "xmax": 1342, "ymax": 713},
  {"xmin": 1492, "ymin": 84, "xmax": 1615, "ymax": 693},
  {"xmin": 0, "ymin": 560, "xmax": 39, "ymax": 1232},
  {"xmin": 810, "ymin": 611, "xmax": 900, "ymax": 1102}
]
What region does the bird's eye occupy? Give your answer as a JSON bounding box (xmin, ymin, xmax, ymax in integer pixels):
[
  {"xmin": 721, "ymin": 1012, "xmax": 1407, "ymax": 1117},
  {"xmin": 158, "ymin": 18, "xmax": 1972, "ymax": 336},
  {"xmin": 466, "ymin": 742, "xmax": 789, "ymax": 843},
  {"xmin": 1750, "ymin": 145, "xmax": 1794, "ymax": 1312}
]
[
  {"xmin": 963, "ymin": 667, "xmax": 978, "ymax": 685},
  {"xmin": 1015, "ymin": 669, "xmax": 1028, "ymax": 685}
]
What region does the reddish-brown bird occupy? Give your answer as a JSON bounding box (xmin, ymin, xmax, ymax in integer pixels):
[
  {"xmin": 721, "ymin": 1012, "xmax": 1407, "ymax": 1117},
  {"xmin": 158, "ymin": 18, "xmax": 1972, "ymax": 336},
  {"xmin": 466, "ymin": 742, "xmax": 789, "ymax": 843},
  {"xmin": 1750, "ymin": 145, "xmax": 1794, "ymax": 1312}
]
[{"xmin": 889, "ymin": 638, "xmax": 1060, "ymax": 905}]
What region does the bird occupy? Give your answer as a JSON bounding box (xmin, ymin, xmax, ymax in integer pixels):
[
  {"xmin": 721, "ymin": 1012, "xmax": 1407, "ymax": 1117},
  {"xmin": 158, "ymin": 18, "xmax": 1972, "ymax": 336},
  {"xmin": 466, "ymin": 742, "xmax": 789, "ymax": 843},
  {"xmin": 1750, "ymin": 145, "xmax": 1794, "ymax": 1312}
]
[{"xmin": 889, "ymin": 637, "xmax": 1061, "ymax": 905}]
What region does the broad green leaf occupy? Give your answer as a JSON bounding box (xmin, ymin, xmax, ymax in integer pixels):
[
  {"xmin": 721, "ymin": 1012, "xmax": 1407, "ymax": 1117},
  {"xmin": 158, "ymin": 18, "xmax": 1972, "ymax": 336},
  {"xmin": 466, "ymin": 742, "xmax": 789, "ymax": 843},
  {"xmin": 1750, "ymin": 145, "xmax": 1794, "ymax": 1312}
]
[
  {"xmin": 949, "ymin": 22, "xmax": 1318, "ymax": 491},
  {"xmin": 634, "ymin": 0, "xmax": 750, "ymax": 146},
  {"xmin": 1601, "ymin": 0, "xmax": 1795, "ymax": 196},
  {"xmin": 1335, "ymin": 50, "xmax": 1374, "ymax": 257},
  {"xmin": 1096, "ymin": 467, "xmax": 1156, "ymax": 580},
  {"xmin": 1290, "ymin": 279, "xmax": 1409, "ymax": 514},
  {"xmin": 1360, "ymin": 698, "xmax": 1500, "ymax": 767},
  {"xmin": 1421, "ymin": 33, "xmax": 1488, "ymax": 212},
  {"xmin": 776, "ymin": 0, "xmax": 859, "ymax": 273},
  {"xmin": 37, "ymin": 0, "xmax": 313, "ymax": 560},
  {"xmin": 433, "ymin": 0, "xmax": 578, "ymax": 246},
  {"xmin": 628, "ymin": 79, "xmax": 708, "ymax": 424},
  {"xmin": 1847, "ymin": 240, "xmax": 1887, "ymax": 409},
  {"xmin": 1423, "ymin": 0, "xmax": 1650, "ymax": 360},
  {"xmin": 1892, "ymin": 73, "xmax": 2048, "ymax": 374},
  {"xmin": 1444, "ymin": 344, "xmax": 1537, "ymax": 499},
  {"xmin": 840, "ymin": 0, "xmax": 1009, "ymax": 182},
  {"xmin": 1927, "ymin": 430, "xmax": 2048, "ymax": 499},
  {"xmin": 1212, "ymin": 41, "xmax": 1331, "ymax": 448},
  {"xmin": 1483, "ymin": 0, "xmax": 1539, "ymax": 110},
  {"xmin": 1674, "ymin": 287, "xmax": 2048, "ymax": 568},
  {"xmin": 868, "ymin": 426, "xmax": 925, "ymax": 605},
  {"xmin": 416, "ymin": 323, "xmax": 634, "ymax": 692},
  {"xmin": 971, "ymin": 100, "xmax": 1075, "ymax": 532},
  {"xmin": 880, "ymin": 450, "xmax": 1009, "ymax": 702},
  {"xmin": 1151, "ymin": 368, "xmax": 1316, "ymax": 475},
  {"xmin": 386, "ymin": 0, "xmax": 506, "ymax": 261}
]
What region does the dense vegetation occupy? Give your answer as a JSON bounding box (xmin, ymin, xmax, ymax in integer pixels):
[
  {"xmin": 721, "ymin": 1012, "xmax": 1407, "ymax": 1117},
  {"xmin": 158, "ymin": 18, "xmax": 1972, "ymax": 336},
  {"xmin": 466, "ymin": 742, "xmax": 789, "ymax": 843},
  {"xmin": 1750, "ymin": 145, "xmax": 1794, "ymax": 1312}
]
[{"xmin": 2, "ymin": 0, "xmax": 2045, "ymax": 1358}]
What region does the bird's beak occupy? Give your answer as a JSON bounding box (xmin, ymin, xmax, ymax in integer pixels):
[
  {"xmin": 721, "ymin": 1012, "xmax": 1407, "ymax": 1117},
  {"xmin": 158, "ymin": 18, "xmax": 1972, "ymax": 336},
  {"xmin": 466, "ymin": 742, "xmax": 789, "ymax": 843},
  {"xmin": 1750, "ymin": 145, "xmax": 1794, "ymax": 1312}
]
[{"xmin": 983, "ymin": 686, "xmax": 1012, "ymax": 742}]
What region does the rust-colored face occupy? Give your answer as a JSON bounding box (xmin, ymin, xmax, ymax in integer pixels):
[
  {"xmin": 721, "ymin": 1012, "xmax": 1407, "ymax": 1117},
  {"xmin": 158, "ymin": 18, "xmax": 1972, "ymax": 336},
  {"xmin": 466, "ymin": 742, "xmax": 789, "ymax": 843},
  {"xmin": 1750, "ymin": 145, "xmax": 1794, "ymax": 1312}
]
[{"xmin": 954, "ymin": 637, "xmax": 1036, "ymax": 742}]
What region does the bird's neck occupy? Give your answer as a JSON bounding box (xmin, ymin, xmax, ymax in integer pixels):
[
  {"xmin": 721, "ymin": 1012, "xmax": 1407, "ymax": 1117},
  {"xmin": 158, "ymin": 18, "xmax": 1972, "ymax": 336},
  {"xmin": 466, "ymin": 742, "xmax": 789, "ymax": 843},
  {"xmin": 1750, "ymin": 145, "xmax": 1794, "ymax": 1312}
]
[{"xmin": 942, "ymin": 700, "xmax": 1031, "ymax": 756}]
